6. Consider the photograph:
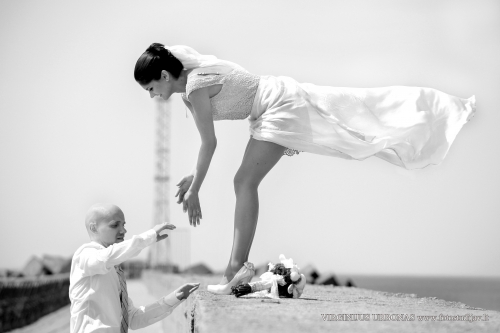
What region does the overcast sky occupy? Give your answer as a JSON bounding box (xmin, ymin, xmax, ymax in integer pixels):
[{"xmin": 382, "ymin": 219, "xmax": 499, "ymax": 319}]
[{"xmin": 1, "ymin": 0, "xmax": 499, "ymax": 277}]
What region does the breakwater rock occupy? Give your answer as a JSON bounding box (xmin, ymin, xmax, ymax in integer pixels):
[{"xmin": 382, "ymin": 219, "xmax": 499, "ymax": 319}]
[{"xmin": 143, "ymin": 270, "xmax": 500, "ymax": 333}]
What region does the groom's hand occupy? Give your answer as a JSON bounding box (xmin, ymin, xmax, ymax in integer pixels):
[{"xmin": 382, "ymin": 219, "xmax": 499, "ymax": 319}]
[
  {"xmin": 175, "ymin": 282, "xmax": 200, "ymax": 300},
  {"xmin": 153, "ymin": 222, "xmax": 176, "ymax": 241}
]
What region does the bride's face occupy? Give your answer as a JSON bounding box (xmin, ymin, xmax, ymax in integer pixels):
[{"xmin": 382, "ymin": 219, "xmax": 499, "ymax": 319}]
[{"xmin": 139, "ymin": 70, "xmax": 173, "ymax": 100}]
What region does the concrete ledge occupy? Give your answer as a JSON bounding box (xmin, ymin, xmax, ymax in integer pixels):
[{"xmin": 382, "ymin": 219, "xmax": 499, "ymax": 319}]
[{"xmin": 143, "ymin": 271, "xmax": 500, "ymax": 333}]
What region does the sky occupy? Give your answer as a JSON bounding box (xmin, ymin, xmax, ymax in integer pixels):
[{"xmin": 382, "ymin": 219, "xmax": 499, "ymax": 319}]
[{"xmin": 0, "ymin": 0, "xmax": 499, "ymax": 277}]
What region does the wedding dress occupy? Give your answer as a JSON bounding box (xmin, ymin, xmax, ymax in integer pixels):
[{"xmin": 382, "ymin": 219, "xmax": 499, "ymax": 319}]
[{"xmin": 173, "ymin": 45, "xmax": 475, "ymax": 169}]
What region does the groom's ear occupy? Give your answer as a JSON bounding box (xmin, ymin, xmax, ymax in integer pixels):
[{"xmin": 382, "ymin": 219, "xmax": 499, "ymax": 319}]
[{"xmin": 90, "ymin": 222, "xmax": 97, "ymax": 233}]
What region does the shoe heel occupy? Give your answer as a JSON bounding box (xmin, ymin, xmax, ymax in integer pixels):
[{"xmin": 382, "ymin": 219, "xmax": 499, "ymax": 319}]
[{"xmin": 207, "ymin": 262, "xmax": 255, "ymax": 295}]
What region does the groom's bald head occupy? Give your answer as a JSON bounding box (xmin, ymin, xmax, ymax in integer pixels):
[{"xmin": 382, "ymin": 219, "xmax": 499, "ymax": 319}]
[{"xmin": 85, "ymin": 203, "xmax": 124, "ymax": 237}]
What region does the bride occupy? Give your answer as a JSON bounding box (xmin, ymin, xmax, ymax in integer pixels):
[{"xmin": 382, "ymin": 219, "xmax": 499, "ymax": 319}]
[{"xmin": 134, "ymin": 44, "xmax": 475, "ymax": 294}]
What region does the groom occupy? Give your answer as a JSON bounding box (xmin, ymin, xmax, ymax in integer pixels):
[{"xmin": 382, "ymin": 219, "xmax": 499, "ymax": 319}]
[{"xmin": 69, "ymin": 203, "xmax": 199, "ymax": 332}]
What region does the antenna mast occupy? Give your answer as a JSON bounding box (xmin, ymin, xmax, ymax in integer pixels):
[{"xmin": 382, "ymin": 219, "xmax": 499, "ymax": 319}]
[
  {"xmin": 148, "ymin": 98, "xmax": 190, "ymax": 271},
  {"xmin": 149, "ymin": 99, "xmax": 172, "ymax": 267}
]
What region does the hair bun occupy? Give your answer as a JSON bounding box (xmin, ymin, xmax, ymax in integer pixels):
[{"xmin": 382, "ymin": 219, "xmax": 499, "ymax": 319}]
[{"xmin": 147, "ymin": 43, "xmax": 168, "ymax": 56}]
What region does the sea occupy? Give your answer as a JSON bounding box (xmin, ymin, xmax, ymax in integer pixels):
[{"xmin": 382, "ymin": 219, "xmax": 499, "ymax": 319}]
[{"xmin": 337, "ymin": 275, "xmax": 500, "ymax": 312}]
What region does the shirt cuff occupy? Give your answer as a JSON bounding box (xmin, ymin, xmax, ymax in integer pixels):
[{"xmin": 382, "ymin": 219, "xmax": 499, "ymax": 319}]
[
  {"xmin": 141, "ymin": 229, "xmax": 158, "ymax": 246},
  {"xmin": 161, "ymin": 292, "xmax": 184, "ymax": 307}
]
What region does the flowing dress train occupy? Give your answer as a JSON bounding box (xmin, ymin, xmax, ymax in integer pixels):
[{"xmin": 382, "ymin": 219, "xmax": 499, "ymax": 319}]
[{"xmin": 249, "ymin": 75, "xmax": 475, "ymax": 169}]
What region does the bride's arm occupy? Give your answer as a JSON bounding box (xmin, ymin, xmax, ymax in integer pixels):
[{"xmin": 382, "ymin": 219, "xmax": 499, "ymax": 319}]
[
  {"xmin": 175, "ymin": 98, "xmax": 194, "ymax": 205},
  {"xmin": 183, "ymin": 87, "xmax": 217, "ymax": 227}
]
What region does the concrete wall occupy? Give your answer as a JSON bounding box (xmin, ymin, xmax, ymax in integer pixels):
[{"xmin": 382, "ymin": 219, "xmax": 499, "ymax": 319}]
[
  {"xmin": 143, "ymin": 270, "xmax": 220, "ymax": 333},
  {"xmin": 143, "ymin": 271, "xmax": 500, "ymax": 333}
]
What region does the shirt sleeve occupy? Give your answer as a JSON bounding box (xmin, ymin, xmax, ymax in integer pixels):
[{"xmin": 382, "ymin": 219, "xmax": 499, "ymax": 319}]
[
  {"xmin": 127, "ymin": 292, "xmax": 184, "ymax": 330},
  {"xmin": 78, "ymin": 229, "xmax": 157, "ymax": 276}
]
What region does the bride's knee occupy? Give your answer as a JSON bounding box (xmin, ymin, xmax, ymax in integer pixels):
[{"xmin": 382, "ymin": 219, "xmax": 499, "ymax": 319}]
[{"xmin": 233, "ymin": 171, "xmax": 260, "ymax": 192}]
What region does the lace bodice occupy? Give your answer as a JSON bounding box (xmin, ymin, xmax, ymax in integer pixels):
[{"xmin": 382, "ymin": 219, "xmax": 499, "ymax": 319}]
[{"xmin": 182, "ymin": 68, "xmax": 260, "ymax": 121}]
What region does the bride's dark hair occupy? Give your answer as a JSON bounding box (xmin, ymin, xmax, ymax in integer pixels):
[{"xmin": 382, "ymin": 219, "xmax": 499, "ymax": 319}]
[{"xmin": 134, "ymin": 43, "xmax": 184, "ymax": 85}]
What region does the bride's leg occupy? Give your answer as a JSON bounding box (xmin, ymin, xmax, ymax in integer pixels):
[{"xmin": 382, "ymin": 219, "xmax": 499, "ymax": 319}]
[{"xmin": 223, "ymin": 138, "xmax": 286, "ymax": 281}]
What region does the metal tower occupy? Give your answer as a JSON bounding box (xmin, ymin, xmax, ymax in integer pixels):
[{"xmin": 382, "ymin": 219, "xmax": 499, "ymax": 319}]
[
  {"xmin": 148, "ymin": 98, "xmax": 172, "ymax": 268},
  {"xmin": 148, "ymin": 98, "xmax": 190, "ymax": 271}
]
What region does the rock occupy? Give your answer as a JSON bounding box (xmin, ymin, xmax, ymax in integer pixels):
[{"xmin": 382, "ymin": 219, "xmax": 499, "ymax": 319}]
[
  {"xmin": 182, "ymin": 263, "xmax": 213, "ymax": 275},
  {"xmin": 300, "ymin": 264, "xmax": 320, "ymax": 284},
  {"xmin": 345, "ymin": 278, "xmax": 356, "ymax": 287},
  {"xmin": 42, "ymin": 255, "xmax": 71, "ymax": 274},
  {"xmin": 0, "ymin": 269, "xmax": 23, "ymax": 278},
  {"xmin": 22, "ymin": 256, "xmax": 50, "ymax": 276},
  {"xmin": 316, "ymin": 273, "xmax": 340, "ymax": 286}
]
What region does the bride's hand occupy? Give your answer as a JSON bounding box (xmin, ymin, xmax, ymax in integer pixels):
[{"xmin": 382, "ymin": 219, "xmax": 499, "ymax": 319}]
[
  {"xmin": 183, "ymin": 189, "xmax": 202, "ymax": 227},
  {"xmin": 175, "ymin": 175, "xmax": 194, "ymax": 204}
]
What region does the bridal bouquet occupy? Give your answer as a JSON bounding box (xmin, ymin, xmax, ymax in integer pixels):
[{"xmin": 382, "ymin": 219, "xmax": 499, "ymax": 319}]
[{"xmin": 231, "ymin": 254, "xmax": 306, "ymax": 299}]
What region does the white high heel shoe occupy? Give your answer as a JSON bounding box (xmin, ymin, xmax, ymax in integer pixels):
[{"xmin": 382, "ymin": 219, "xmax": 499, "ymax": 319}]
[
  {"xmin": 207, "ymin": 262, "xmax": 255, "ymax": 295},
  {"xmin": 217, "ymin": 271, "xmax": 253, "ymax": 285}
]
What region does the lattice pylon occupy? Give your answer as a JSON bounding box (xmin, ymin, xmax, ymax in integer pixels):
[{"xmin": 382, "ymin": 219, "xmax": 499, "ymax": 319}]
[{"xmin": 148, "ymin": 98, "xmax": 172, "ymax": 267}]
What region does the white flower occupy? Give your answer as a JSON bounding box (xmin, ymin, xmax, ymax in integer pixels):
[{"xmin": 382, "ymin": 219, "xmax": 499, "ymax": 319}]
[
  {"xmin": 267, "ymin": 262, "xmax": 275, "ymax": 272},
  {"xmin": 279, "ymin": 254, "xmax": 294, "ymax": 268}
]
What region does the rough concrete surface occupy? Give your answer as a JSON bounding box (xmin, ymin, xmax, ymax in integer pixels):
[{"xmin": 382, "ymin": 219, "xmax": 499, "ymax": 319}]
[{"xmin": 143, "ymin": 271, "xmax": 500, "ymax": 333}]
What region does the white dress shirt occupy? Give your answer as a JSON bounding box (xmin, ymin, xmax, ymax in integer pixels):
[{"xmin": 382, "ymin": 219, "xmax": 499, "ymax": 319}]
[{"xmin": 69, "ymin": 229, "xmax": 183, "ymax": 332}]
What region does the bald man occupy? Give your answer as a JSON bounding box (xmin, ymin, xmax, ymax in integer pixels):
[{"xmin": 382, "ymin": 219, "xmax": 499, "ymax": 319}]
[{"xmin": 69, "ymin": 203, "xmax": 199, "ymax": 333}]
